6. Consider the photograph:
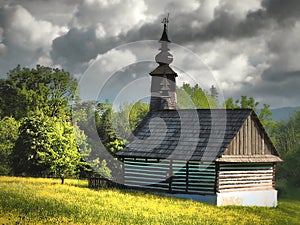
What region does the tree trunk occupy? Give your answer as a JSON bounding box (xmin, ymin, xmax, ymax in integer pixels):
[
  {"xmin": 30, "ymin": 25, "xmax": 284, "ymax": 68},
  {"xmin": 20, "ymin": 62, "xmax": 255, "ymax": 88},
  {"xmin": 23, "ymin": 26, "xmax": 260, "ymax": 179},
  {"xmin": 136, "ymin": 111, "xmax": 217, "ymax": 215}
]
[{"xmin": 61, "ymin": 177, "xmax": 65, "ymax": 184}]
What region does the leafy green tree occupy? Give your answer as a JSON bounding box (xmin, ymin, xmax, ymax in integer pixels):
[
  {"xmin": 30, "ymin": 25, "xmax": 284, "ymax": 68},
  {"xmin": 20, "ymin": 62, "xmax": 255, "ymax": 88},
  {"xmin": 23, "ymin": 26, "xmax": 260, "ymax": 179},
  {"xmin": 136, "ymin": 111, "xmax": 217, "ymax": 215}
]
[
  {"xmin": 177, "ymin": 83, "xmax": 219, "ymax": 109},
  {"xmin": 224, "ymin": 96, "xmax": 259, "ymax": 109},
  {"xmin": 12, "ymin": 115, "xmax": 84, "ymax": 184},
  {"xmin": 96, "ymin": 101, "xmax": 116, "ymax": 145},
  {"xmin": 0, "ymin": 65, "xmax": 77, "ymax": 119},
  {"xmin": 0, "ymin": 117, "xmax": 19, "ymax": 175},
  {"xmin": 272, "ymin": 110, "xmax": 300, "ymax": 186},
  {"xmin": 93, "ymin": 101, "xmax": 151, "ymax": 180},
  {"xmin": 90, "ymin": 159, "xmax": 112, "ymax": 179},
  {"xmin": 280, "ymin": 144, "xmax": 300, "ymax": 186},
  {"xmin": 112, "ymin": 101, "xmax": 149, "ymax": 139},
  {"xmin": 12, "ymin": 116, "xmax": 52, "ymax": 176},
  {"xmin": 72, "ymin": 100, "xmax": 114, "ymax": 178},
  {"xmin": 127, "ymin": 101, "xmax": 149, "ymax": 130},
  {"xmin": 95, "ymin": 101, "xmax": 125, "ymax": 179},
  {"xmin": 106, "ymin": 139, "xmax": 127, "ymax": 154},
  {"xmin": 224, "ymin": 96, "xmax": 274, "ymax": 129},
  {"xmin": 45, "ymin": 118, "xmax": 83, "ymax": 184}
]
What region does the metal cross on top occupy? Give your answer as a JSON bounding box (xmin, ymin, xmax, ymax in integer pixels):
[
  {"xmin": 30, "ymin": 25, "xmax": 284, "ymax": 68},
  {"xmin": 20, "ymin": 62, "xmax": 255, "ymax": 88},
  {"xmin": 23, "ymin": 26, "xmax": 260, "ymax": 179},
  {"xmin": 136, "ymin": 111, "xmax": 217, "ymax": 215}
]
[{"xmin": 162, "ymin": 13, "xmax": 169, "ymax": 27}]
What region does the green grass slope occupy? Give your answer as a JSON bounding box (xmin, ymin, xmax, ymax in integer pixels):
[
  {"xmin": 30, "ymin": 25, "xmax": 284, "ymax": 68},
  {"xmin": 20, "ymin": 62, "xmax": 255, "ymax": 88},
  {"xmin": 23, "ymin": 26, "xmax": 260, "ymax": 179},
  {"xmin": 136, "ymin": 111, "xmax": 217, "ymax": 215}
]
[{"xmin": 0, "ymin": 176, "xmax": 299, "ymax": 225}]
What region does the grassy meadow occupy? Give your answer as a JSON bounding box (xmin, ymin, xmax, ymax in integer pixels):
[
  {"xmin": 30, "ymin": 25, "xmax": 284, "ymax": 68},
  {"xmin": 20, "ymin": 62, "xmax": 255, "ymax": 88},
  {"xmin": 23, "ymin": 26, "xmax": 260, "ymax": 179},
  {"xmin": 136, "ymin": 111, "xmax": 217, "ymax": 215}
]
[{"xmin": 0, "ymin": 176, "xmax": 299, "ymax": 225}]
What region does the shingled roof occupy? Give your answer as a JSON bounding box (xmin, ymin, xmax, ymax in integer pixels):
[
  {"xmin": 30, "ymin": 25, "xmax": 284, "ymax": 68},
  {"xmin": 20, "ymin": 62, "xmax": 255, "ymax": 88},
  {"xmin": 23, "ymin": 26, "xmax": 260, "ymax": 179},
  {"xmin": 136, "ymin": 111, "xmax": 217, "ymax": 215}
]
[{"xmin": 117, "ymin": 109, "xmax": 278, "ymax": 161}]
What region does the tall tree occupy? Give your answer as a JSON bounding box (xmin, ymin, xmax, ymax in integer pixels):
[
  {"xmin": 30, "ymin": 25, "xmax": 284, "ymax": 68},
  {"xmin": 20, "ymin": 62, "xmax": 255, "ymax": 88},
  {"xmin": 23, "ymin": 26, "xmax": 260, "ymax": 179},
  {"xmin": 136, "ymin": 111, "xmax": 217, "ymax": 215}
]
[
  {"xmin": 72, "ymin": 100, "xmax": 113, "ymax": 178},
  {"xmin": 45, "ymin": 118, "xmax": 83, "ymax": 184},
  {"xmin": 224, "ymin": 96, "xmax": 274, "ymax": 129},
  {"xmin": 12, "ymin": 116, "xmax": 52, "ymax": 176},
  {"xmin": 177, "ymin": 83, "xmax": 219, "ymax": 109},
  {"xmin": 272, "ymin": 110, "xmax": 300, "ymax": 155},
  {"xmin": 96, "ymin": 101, "xmax": 116, "ymax": 145},
  {"xmin": 0, "ymin": 117, "xmax": 19, "ymax": 175},
  {"xmin": 12, "ymin": 115, "xmax": 84, "ymax": 184},
  {"xmin": 112, "ymin": 101, "xmax": 149, "ymax": 140},
  {"xmin": 0, "ymin": 65, "xmax": 77, "ymax": 119},
  {"xmin": 271, "ymin": 110, "xmax": 300, "ymax": 186}
]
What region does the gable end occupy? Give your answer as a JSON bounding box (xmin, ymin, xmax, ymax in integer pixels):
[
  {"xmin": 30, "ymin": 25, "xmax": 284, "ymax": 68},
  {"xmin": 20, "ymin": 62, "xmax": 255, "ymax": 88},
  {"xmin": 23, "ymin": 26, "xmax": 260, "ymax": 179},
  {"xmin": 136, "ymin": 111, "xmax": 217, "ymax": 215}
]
[{"xmin": 220, "ymin": 111, "xmax": 282, "ymax": 162}]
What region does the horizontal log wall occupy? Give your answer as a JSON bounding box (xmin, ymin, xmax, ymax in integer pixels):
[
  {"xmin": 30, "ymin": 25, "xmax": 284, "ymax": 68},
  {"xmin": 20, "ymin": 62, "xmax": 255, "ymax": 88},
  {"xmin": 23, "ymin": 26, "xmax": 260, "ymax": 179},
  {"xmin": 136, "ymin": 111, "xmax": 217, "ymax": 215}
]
[
  {"xmin": 217, "ymin": 163, "xmax": 274, "ymax": 192},
  {"xmin": 171, "ymin": 161, "xmax": 187, "ymax": 193},
  {"xmin": 124, "ymin": 158, "xmax": 170, "ymax": 192},
  {"xmin": 187, "ymin": 161, "xmax": 215, "ymax": 195},
  {"xmin": 123, "ymin": 158, "xmax": 216, "ymax": 195}
]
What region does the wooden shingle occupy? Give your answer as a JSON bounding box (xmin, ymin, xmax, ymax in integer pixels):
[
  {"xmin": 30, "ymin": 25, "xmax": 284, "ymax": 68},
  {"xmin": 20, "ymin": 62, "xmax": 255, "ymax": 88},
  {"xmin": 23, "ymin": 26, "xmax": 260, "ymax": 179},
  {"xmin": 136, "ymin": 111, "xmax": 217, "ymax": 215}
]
[{"xmin": 117, "ymin": 108, "xmax": 280, "ymax": 162}]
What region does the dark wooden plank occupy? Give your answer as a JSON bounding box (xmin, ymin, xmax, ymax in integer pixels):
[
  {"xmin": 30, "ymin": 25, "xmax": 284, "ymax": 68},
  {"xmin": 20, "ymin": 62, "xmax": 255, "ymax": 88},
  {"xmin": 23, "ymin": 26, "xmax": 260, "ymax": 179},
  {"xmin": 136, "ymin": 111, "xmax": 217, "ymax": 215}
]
[
  {"xmin": 243, "ymin": 121, "xmax": 247, "ymax": 155},
  {"xmin": 240, "ymin": 123, "xmax": 244, "ymax": 155},
  {"xmin": 247, "ymin": 116, "xmax": 251, "ymax": 155},
  {"xmin": 262, "ymin": 132, "xmax": 265, "ymax": 154},
  {"xmin": 272, "ymin": 163, "xmax": 276, "ymax": 188},
  {"xmin": 251, "ymin": 118, "xmax": 255, "ymax": 155}
]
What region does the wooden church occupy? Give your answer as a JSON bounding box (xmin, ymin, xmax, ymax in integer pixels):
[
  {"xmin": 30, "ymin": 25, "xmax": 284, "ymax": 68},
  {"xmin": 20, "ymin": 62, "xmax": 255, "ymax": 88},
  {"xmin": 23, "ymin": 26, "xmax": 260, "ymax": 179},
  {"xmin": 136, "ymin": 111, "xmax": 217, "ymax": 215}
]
[{"xmin": 116, "ymin": 18, "xmax": 282, "ymax": 207}]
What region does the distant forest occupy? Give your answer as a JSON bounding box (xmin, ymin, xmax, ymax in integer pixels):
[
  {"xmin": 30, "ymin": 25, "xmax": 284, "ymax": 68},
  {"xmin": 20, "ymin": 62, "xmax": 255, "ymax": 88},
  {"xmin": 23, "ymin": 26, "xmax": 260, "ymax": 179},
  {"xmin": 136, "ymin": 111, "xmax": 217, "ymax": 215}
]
[{"xmin": 0, "ymin": 65, "xmax": 299, "ymax": 189}]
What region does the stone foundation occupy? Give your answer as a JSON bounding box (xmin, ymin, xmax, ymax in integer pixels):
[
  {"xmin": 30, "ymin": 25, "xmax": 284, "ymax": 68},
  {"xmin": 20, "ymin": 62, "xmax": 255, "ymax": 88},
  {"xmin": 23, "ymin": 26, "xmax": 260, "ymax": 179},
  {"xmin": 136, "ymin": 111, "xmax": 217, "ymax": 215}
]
[
  {"xmin": 163, "ymin": 190, "xmax": 278, "ymax": 207},
  {"xmin": 216, "ymin": 190, "xmax": 278, "ymax": 207}
]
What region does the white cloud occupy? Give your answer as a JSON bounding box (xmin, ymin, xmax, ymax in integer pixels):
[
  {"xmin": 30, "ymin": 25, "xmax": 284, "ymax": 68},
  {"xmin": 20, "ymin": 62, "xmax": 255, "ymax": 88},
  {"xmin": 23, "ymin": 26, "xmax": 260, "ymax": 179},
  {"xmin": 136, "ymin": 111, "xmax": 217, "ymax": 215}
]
[
  {"xmin": 217, "ymin": 0, "xmax": 262, "ymax": 19},
  {"xmin": 95, "ymin": 23, "xmax": 106, "ymax": 39},
  {"xmin": 89, "ymin": 48, "xmax": 137, "ymax": 73},
  {"xmin": 78, "ymin": 48, "xmax": 137, "ymax": 101},
  {"xmin": 0, "ymin": 4, "xmax": 68, "ymax": 75},
  {"xmin": 72, "ymin": 0, "xmax": 147, "ymax": 37},
  {"xmin": 15, "ymin": 0, "xmax": 79, "ymax": 26},
  {"xmin": 197, "ymin": 0, "xmax": 220, "ymax": 22},
  {"xmin": 6, "ymin": 5, "xmax": 66, "ymax": 50},
  {"xmin": 0, "ymin": 0, "xmax": 300, "ymax": 108},
  {"xmin": 146, "ymin": 0, "xmax": 200, "ymax": 15}
]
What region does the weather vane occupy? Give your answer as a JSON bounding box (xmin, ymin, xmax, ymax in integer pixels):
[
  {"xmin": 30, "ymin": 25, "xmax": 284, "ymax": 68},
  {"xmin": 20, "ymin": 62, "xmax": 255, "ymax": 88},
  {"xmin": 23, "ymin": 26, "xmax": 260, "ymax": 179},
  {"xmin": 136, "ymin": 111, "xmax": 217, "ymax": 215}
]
[{"xmin": 162, "ymin": 13, "xmax": 169, "ymax": 27}]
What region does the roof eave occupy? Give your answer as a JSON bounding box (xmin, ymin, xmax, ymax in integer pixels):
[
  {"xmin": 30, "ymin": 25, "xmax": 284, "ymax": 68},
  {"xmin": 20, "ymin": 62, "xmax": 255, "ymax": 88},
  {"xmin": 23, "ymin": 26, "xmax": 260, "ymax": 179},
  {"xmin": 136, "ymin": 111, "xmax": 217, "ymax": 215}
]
[{"xmin": 216, "ymin": 155, "xmax": 283, "ymax": 163}]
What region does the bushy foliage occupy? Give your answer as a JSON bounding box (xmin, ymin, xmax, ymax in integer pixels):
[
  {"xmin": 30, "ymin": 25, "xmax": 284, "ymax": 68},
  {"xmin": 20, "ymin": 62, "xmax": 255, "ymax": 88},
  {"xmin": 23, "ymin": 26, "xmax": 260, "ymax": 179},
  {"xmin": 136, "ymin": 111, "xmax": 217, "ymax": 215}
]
[
  {"xmin": 12, "ymin": 115, "xmax": 84, "ymax": 184},
  {"xmin": 0, "ymin": 65, "xmax": 111, "ymax": 181},
  {"xmin": 0, "ymin": 117, "xmax": 19, "ymax": 175},
  {"xmin": 177, "ymin": 83, "xmax": 219, "ymax": 109},
  {"xmin": 112, "ymin": 101, "xmax": 149, "ymax": 140},
  {"xmin": 271, "ymin": 110, "xmax": 300, "ymax": 186},
  {"xmin": 0, "ymin": 65, "xmax": 77, "ymax": 119},
  {"xmin": 224, "ymin": 96, "xmax": 274, "ymax": 129}
]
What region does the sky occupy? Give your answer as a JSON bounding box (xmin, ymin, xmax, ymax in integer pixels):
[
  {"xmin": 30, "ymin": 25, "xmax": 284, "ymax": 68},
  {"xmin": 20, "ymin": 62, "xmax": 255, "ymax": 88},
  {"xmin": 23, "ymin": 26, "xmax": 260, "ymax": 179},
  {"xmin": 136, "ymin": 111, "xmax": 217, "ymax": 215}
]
[{"xmin": 0, "ymin": 0, "xmax": 300, "ymax": 108}]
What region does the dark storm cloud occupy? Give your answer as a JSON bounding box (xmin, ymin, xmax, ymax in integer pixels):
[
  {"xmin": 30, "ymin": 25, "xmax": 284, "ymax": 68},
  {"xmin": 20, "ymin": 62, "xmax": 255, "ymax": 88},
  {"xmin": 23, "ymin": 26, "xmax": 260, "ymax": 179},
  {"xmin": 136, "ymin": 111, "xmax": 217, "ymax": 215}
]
[
  {"xmin": 51, "ymin": 13, "xmax": 165, "ymax": 74},
  {"xmin": 51, "ymin": 28, "xmax": 124, "ymax": 74},
  {"xmin": 243, "ymin": 74, "xmax": 300, "ymax": 108},
  {"xmin": 122, "ymin": 22, "xmax": 161, "ymax": 42},
  {"xmin": 262, "ymin": 0, "xmax": 300, "ymax": 22},
  {"xmin": 0, "ymin": 4, "xmax": 64, "ymax": 76},
  {"xmin": 158, "ymin": 0, "xmax": 300, "ymax": 43},
  {"xmin": 226, "ymin": 80, "xmax": 300, "ymax": 108},
  {"xmin": 172, "ymin": 9, "xmax": 269, "ymax": 43},
  {"xmin": 120, "ymin": 8, "xmax": 267, "ymax": 46},
  {"xmin": 98, "ymin": 62, "xmax": 153, "ymax": 103},
  {"xmin": 262, "ymin": 69, "xmax": 300, "ymax": 82},
  {"xmin": 1, "ymin": 0, "xmax": 300, "ymax": 108}
]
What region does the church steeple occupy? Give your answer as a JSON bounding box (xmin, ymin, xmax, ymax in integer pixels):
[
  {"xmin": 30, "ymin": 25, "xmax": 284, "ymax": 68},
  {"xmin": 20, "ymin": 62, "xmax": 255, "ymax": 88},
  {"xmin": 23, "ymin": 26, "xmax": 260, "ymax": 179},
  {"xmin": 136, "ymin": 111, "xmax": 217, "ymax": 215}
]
[
  {"xmin": 159, "ymin": 15, "xmax": 171, "ymax": 43},
  {"xmin": 149, "ymin": 15, "xmax": 178, "ymax": 111}
]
